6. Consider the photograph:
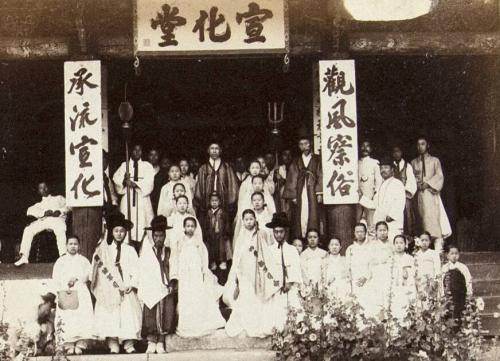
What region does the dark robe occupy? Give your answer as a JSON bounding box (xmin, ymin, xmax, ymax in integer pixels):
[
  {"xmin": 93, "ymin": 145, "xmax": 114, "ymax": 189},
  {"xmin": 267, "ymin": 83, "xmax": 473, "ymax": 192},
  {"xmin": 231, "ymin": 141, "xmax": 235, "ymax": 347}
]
[
  {"xmin": 142, "ymin": 246, "xmax": 178, "ymax": 339},
  {"xmin": 443, "ymin": 268, "xmax": 467, "ymax": 329},
  {"xmin": 204, "ymin": 207, "xmax": 231, "ymax": 263},
  {"xmin": 151, "ymin": 170, "xmax": 169, "ymax": 216},
  {"xmin": 283, "ymin": 154, "xmax": 323, "ymax": 238},
  {"xmin": 194, "ymin": 160, "xmax": 239, "ymax": 225},
  {"xmin": 394, "ymin": 160, "xmax": 417, "ymax": 236}
]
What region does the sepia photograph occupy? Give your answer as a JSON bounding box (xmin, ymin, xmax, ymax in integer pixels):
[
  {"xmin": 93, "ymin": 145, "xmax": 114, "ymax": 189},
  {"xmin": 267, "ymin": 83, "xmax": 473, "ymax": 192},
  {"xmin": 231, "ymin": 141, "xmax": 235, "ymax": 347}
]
[{"xmin": 0, "ymin": 0, "xmax": 498, "ymax": 360}]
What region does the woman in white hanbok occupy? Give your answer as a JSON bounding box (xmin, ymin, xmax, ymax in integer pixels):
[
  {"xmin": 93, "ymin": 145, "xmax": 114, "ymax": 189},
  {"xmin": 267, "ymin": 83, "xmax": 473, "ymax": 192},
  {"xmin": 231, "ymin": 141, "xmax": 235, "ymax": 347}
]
[
  {"xmin": 391, "ymin": 235, "xmax": 416, "ymax": 323},
  {"xmin": 225, "ymin": 210, "xmax": 278, "ymax": 337},
  {"xmin": 52, "ymin": 236, "xmax": 94, "ymax": 355},
  {"xmin": 363, "ymin": 221, "xmax": 394, "ymax": 320},
  {"xmin": 91, "ymin": 213, "xmax": 142, "ymax": 354},
  {"xmin": 170, "ymin": 217, "xmax": 225, "ymax": 337},
  {"xmin": 321, "ymin": 238, "xmax": 350, "ymax": 302}
]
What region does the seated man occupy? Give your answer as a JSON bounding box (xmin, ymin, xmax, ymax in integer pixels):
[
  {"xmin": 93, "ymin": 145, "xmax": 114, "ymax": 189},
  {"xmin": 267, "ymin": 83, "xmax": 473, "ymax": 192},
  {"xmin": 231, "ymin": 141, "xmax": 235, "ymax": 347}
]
[{"xmin": 15, "ymin": 182, "xmax": 69, "ymax": 266}]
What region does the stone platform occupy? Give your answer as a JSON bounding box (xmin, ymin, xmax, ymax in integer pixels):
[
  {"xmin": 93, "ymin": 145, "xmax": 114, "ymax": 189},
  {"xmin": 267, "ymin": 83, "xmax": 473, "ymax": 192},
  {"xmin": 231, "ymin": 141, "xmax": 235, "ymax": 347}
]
[{"xmin": 30, "ymin": 349, "xmax": 275, "ymax": 361}]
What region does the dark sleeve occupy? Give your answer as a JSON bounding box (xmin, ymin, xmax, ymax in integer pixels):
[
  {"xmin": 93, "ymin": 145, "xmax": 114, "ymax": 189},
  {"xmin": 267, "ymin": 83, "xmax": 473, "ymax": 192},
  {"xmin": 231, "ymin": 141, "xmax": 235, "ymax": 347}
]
[
  {"xmin": 315, "ymin": 155, "xmax": 323, "ymax": 194},
  {"xmin": 194, "ymin": 165, "xmax": 206, "ymax": 210},
  {"xmin": 225, "ymin": 164, "xmax": 240, "ymax": 207}
]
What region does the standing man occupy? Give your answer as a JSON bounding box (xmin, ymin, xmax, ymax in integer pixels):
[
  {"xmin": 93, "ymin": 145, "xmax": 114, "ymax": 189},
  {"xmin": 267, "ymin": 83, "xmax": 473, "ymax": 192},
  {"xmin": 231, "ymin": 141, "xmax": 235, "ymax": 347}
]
[
  {"xmin": 264, "ymin": 212, "xmax": 302, "ymax": 332},
  {"xmin": 392, "ymin": 146, "xmax": 417, "ymax": 236},
  {"xmin": 283, "ymin": 135, "xmax": 323, "ymax": 238},
  {"xmin": 357, "ymin": 141, "xmax": 382, "ymax": 228},
  {"xmin": 113, "ymin": 143, "xmax": 155, "ymax": 245},
  {"xmin": 411, "ymin": 137, "xmax": 451, "ymax": 252},
  {"xmin": 194, "ymin": 142, "xmax": 239, "ymax": 226},
  {"xmin": 362, "ymin": 158, "xmax": 406, "ymax": 242},
  {"xmin": 148, "ymin": 148, "xmax": 161, "ymax": 176},
  {"xmin": 15, "ymin": 181, "xmax": 69, "ymax": 266}
]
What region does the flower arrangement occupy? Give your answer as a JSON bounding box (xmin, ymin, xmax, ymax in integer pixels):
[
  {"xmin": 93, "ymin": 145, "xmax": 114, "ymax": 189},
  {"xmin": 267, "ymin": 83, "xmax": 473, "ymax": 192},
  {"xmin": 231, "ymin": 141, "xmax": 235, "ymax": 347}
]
[{"xmin": 273, "ymin": 287, "xmax": 486, "ymax": 361}]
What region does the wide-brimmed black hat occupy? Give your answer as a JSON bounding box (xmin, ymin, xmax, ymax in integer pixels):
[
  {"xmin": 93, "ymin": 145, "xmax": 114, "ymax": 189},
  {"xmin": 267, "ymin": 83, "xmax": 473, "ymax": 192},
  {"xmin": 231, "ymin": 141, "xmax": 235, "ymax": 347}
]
[
  {"xmin": 379, "ymin": 157, "xmax": 395, "ymax": 168},
  {"xmin": 266, "ymin": 212, "xmax": 291, "ymax": 229},
  {"xmin": 145, "ymin": 215, "xmax": 172, "ymax": 231},
  {"xmin": 105, "ymin": 211, "xmax": 134, "ymax": 231}
]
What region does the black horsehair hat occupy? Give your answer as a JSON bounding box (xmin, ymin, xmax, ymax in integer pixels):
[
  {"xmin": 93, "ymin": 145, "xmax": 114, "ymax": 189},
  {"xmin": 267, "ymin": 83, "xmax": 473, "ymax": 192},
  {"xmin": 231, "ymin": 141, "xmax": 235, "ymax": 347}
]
[
  {"xmin": 145, "ymin": 215, "xmax": 172, "ymax": 232},
  {"xmin": 266, "ymin": 212, "xmax": 291, "ymax": 229},
  {"xmin": 105, "ymin": 211, "xmax": 134, "ymax": 231}
]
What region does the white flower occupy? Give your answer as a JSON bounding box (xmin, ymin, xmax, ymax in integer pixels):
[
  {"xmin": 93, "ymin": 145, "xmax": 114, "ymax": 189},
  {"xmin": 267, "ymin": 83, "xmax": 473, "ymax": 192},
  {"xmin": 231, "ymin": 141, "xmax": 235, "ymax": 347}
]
[
  {"xmin": 475, "ymin": 297, "xmax": 485, "ymax": 312},
  {"xmin": 418, "ymin": 350, "xmax": 429, "ymax": 360},
  {"xmin": 494, "ymin": 312, "xmax": 500, "ymax": 319},
  {"xmin": 309, "ymin": 333, "xmax": 318, "ymax": 342}
]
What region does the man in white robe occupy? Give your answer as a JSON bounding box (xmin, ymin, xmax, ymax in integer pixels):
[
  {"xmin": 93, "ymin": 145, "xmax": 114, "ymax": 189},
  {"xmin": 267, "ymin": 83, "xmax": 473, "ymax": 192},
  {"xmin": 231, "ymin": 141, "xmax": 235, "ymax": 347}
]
[
  {"xmin": 411, "ymin": 137, "xmax": 452, "ymax": 252},
  {"xmin": 392, "ymin": 146, "xmax": 417, "ymax": 236},
  {"xmin": 16, "ymin": 181, "xmax": 69, "ymax": 266},
  {"xmin": 113, "ymin": 144, "xmax": 155, "ymax": 244},
  {"xmin": 357, "ymin": 141, "xmax": 382, "ymax": 228},
  {"xmin": 263, "ymin": 213, "xmax": 302, "ymax": 333},
  {"xmin": 361, "ymin": 158, "xmax": 406, "ymax": 242}
]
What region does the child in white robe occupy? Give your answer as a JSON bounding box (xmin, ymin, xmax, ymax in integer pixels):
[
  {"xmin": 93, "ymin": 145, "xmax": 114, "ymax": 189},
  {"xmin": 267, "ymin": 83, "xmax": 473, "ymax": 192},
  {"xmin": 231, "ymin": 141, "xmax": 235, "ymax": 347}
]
[
  {"xmin": 225, "ymin": 209, "xmax": 278, "ymax": 338},
  {"xmin": 391, "ymin": 235, "xmax": 416, "ymax": 322},
  {"xmin": 345, "ymin": 223, "xmax": 370, "ymax": 305},
  {"xmin": 364, "ymin": 221, "xmax": 394, "ymax": 319},
  {"xmin": 52, "ymin": 236, "xmax": 94, "ymax": 355},
  {"xmin": 292, "ymin": 238, "xmax": 304, "ymax": 254},
  {"xmin": 91, "ymin": 213, "xmax": 142, "ymax": 354},
  {"xmin": 167, "ymin": 195, "xmax": 202, "ymax": 249},
  {"xmin": 321, "ymin": 238, "xmax": 349, "ymax": 301},
  {"xmin": 300, "ymin": 229, "xmax": 327, "ymax": 288},
  {"xmin": 179, "ymin": 158, "xmax": 196, "ymax": 195},
  {"xmin": 170, "ymin": 217, "xmax": 225, "ymax": 337},
  {"xmin": 415, "ymin": 231, "xmax": 441, "ymax": 296},
  {"xmin": 237, "ymin": 160, "xmax": 274, "ymax": 213},
  {"xmin": 158, "ymin": 165, "xmax": 194, "ymax": 217}
]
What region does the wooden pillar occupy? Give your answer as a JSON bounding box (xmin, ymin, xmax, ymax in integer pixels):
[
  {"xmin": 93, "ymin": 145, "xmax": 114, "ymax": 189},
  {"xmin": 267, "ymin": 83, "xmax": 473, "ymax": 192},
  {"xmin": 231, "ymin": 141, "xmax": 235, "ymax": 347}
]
[
  {"xmin": 71, "ymin": 64, "xmax": 108, "ymax": 260},
  {"xmin": 479, "ymin": 57, "xmax": 500, "ymax": 251}
]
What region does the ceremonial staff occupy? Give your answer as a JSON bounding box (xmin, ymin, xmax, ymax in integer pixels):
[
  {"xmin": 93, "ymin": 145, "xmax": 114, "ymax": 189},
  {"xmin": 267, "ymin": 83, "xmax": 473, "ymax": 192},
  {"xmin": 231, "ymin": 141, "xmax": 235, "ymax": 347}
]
[
  {"xmin": 118, "ymin": 94, "xmax": 134, "ymax": 225},
  {"xmin": 268, "ymin": 101, "xmax": 284, "ymax": 211}
]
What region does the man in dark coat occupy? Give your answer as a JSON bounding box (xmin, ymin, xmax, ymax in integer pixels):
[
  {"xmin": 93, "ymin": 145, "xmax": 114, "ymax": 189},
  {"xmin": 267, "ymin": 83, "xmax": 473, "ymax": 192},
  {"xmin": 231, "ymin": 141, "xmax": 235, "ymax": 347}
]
[
  {"xmin": 194, "ymin": 142, "xmax": 239, "ymax": 228},
  {"xmin": 283, "ymin": 135, "xmax": 323, "ymax": 238}
]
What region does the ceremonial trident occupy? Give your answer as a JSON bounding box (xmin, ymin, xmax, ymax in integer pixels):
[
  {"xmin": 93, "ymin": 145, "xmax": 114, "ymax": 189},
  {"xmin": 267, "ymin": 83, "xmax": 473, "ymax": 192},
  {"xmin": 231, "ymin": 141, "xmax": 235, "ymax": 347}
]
[{"xmin": 268, "ymin": 101, "xmax": 284, "ymax": 210}]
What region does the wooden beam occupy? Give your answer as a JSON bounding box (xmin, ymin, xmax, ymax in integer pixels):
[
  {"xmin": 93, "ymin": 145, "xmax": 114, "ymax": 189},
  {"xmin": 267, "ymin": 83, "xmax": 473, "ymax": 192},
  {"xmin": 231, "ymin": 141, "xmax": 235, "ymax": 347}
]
[
  {"xmin": 348, "ymin": 32, "xmax": 500, "ymax": 55},
  {"xmin": 0, "ymin": 37, "xmax": 69, "ymax": 59}
]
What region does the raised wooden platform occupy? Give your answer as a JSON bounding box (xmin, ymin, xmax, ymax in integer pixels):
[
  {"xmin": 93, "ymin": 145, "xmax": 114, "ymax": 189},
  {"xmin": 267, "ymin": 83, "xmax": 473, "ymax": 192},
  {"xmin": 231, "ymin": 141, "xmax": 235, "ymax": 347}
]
[{"xmin": 0, "ymin": 263, "xmax": 53, "ymax": 280}]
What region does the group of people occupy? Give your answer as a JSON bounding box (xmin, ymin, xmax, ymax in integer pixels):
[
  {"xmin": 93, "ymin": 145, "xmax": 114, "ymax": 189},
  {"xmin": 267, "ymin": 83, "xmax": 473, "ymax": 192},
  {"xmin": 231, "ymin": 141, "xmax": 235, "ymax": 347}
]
[{"xmin": 13, "ymin": 133, "xmax": 467, "ymax": 355}]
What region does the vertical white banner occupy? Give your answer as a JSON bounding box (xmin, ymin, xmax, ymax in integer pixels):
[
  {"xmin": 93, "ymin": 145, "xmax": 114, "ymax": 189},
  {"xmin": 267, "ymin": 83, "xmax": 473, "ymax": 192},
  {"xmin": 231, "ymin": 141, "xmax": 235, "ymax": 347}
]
[
  {"xmin": 64, "ymin": 60, "xmax": 103, "ymax": 207},
  {"xmin": 319, "ymin": 60, "xmax": 359, "ymax": 205}
]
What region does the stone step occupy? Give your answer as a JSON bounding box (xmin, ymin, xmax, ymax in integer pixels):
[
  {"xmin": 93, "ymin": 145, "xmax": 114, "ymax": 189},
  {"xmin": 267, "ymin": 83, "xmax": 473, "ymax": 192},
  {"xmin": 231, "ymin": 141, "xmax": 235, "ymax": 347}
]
[
  {"xmin": 480, "ymin": 313, "xmax": 500, "ymax": 336},
  {"xmin": 468, "ymin": 263, "xmax": 500, "ymax": 280},
  {"xmin": 166, "ymin": 330, "xmax": 271, "ymax": 352},
  {"xmin": 473, "ymin": 279, "xmax": 500, "ymax": 297},
  {"xmin": 480, "ymin": 295, "xmax": 500, "ymax": 314},
  {"xmin": 30, "ymin": 349, "xmax": 275, "ymax": 361},
  {"xmin": 0, "ymin": 263, "xmax": 53, "ymax": 280},
  {"xmin": 461, "ymin": 252, "xmax": 500, "ymax": 265}
]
